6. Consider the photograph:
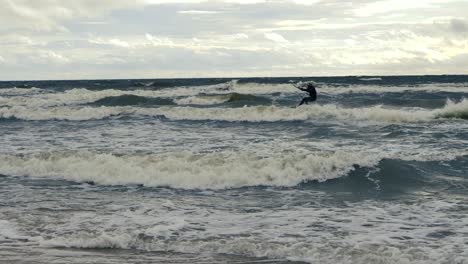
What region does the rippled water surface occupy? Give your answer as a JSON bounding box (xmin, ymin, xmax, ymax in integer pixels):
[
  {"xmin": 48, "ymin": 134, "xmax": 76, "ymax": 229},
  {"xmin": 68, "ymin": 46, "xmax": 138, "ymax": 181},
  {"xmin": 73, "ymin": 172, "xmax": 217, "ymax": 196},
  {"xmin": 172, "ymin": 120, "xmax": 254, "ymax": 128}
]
[{"xmin": 1, "ymin": 76, "xmax": 467, "ymax": 263}]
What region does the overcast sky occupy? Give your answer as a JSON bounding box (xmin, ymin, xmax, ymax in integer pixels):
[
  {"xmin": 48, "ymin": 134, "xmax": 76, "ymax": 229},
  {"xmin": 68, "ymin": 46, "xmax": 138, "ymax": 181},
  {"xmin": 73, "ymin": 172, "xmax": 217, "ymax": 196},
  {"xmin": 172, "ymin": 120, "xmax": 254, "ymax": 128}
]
[{"xmin": 1, "ymin": 0, "xmax": 467, "ymax": 80}]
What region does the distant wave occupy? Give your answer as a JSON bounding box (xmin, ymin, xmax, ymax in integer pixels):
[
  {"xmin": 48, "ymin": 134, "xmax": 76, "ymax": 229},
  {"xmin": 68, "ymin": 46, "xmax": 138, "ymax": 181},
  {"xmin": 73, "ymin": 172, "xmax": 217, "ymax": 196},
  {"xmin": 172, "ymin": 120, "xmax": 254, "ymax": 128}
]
[
  {"xmin": 0, "ymin": 150, "xmax": 381, "ymax": 189},
  {"xmin": 2, "ymin": 84, "xmax": 467, "ymax": 111},
  {"xmin": 0, "ymin": 106, "xmax": 126, "ymax": 121},
  {"xmin": 1, "ymin": 99, "xmax": 467, "ymax": 122},
  {"xmin": 151, "ymin": 99, "xmax": 468, "ymax": 123},
  {"xmin": 0, "ymin": 83, "xmax": 274, "ymax": 108},
  {"xmin": 0, "ymin": 88, "xmax": 204, "ymax": 108},
  {"xmin": 131, "ymin": 79, "xmax": 233, "ymax": 89},
  {"xmin": 320, "ymin": 84, "xmax": 468, "ymax": 94},
  {"xmin": 359, "ymin": 77, "xmax": 382, "ymax": 81},
  {"xmin": 175, "ymin": 94, "xmax": 230, "ymax": 105},
  {"xmin": 175, "ymin": 93, "xmax": 271, "ymax": 106},
  {"xmin": 225, "ymin": 80, "xmax": 468, "ymax": 95},
  {"xmin": 0, "ymin": 87, "xmax": 44, "ymax": 96},
  {"xmin": 91, "ymin": 94, "xmax": 175, "ymax": 106}
]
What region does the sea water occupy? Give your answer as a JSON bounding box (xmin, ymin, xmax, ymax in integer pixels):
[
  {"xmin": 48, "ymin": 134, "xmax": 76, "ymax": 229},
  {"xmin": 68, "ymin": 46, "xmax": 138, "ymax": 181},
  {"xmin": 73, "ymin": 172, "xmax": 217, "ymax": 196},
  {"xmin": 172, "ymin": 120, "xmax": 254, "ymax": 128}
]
[{"xmin": 0, "ymin": 76, "xmax": 467, "ymax": 263}]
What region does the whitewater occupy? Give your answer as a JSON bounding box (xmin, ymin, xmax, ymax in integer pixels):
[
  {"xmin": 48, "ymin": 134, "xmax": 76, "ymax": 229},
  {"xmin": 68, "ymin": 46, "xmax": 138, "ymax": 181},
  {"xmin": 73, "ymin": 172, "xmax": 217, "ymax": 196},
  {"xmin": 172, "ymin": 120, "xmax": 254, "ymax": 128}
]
[{"xmin": 0, "ymin": 75, "xmax": 467, "ymax": 263}]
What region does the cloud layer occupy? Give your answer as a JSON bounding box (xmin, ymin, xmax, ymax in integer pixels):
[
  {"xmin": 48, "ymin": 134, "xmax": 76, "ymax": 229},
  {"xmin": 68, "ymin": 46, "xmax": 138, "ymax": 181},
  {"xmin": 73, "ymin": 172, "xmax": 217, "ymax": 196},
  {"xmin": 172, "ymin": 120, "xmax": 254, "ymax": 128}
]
[{"xmin": 0, "ymin": 0, "xmax": 467, "ymax": 80}]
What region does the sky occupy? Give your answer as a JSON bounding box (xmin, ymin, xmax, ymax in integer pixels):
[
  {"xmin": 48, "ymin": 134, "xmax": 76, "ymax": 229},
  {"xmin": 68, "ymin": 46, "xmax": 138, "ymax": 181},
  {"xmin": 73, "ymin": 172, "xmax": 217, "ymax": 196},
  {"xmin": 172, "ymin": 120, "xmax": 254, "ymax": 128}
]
[{"xmin": 1, "ymin": 0, "xmax": 467, "ymax": 80}]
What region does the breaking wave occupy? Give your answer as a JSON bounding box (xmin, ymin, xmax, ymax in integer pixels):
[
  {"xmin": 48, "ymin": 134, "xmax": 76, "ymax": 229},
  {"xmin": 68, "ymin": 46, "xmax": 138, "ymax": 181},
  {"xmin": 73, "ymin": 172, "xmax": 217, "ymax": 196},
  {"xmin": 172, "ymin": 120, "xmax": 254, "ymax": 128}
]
[
  {"xmin": 175, "ymin": 95, "xmax": 230, "ymax": 105},
  {"xmin": 175, "ymin": 93, "xmax": 271, "ymax": 106},
  {"xmin": 0, "ymin": 87, "xmax": 44, "ymax": 96},
  {"xmin": 359, "ymin": 77, "xmax": 383, "ymax": 81},
  {"xmin": 91, "ymin": 94, "xmax": 175, "ymax": 106},
  {"xmin": 0, "ymin": 106, "xmax": 126, "ymax": 121},
  {"xmin": 1, "ymin": 83, "xmax": 466, "ymax": 111},
  {"xmin": 152, "ymin": 99, "xmax": 468, "ymax": 123},
  {"xmin": 229, "ymin": 81, "xmax": 468, "ymax": 95},
  {"xmin": 0, "ymin": 150, "xmax": 381, "ymax": 189},
  {"xmin": 0, "ymin": 88, "xmax": 206, "ymax": 108},
  {"xmin": 1, "ymin": 99, "xmax": 467, "ymax": 122},
  {"xmin": 320, "ymin": 84, "xmax": 468, "ymax": 95}
]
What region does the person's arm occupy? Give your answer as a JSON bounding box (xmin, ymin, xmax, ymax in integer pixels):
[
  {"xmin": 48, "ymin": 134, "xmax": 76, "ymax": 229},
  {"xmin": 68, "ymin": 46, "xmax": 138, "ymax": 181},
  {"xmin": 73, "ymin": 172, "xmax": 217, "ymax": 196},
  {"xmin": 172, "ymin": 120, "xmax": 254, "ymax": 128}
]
[{"xmin": 294, "ymin": 84, "xmax": 307, "ymax": 91}]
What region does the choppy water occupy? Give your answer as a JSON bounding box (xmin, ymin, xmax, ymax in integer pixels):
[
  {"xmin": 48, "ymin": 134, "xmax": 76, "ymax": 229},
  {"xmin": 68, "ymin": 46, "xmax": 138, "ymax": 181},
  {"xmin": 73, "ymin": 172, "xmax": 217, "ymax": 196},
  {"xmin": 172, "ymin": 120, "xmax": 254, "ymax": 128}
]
[{"xmin": 0, "ymin": 75, "xmax": 467, "ymax": 263}]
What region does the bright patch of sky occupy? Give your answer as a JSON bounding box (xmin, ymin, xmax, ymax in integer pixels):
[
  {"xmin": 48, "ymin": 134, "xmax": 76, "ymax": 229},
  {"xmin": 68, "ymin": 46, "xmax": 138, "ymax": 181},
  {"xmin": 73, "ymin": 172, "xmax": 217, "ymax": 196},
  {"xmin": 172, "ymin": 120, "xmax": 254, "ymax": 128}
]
[{"xmin": 0, "ymin": 0, "xmax": 467, "ymax": 80}]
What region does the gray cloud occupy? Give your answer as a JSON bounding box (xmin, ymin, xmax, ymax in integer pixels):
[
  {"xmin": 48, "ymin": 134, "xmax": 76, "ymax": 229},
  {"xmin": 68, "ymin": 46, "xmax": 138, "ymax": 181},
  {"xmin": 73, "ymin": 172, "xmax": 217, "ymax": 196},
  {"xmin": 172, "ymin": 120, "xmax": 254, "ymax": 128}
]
[
  {"xmin": 0, "ymin": 0, "xmax": 467, "ymax": 80},
  {"xmin": 450, "ymin": 18, "xmax": 468, "ymax": 33},
  {"xmin": 0, "ymin": 0, "xmax": 139, "ymax": 32}
]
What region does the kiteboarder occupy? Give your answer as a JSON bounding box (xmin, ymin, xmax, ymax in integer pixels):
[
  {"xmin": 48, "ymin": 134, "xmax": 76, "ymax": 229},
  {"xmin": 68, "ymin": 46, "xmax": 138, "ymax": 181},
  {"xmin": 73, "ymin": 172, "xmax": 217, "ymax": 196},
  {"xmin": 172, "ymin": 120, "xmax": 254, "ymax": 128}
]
[{"xmin": 295, "ymin": 82, "xmax": 317, "ymax": 106}]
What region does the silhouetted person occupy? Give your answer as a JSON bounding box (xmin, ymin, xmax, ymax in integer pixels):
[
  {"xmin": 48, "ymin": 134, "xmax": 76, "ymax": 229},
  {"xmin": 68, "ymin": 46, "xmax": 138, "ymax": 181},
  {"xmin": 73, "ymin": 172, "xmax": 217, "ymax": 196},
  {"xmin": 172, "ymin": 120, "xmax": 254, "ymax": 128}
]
[{"xmin": 295, "ymin": 82, "xmax": 317, "ymax": 106}]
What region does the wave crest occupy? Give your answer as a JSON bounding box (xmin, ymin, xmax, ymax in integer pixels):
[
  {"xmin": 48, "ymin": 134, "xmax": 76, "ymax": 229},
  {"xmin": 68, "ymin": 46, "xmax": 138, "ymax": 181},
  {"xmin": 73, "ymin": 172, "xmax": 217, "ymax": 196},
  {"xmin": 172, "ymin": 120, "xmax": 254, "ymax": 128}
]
[
  {"xmin": 150, "ymin": 99, "xmax": 468, "ymax": 123},
  {"xmin": 175, "ymin": 93, "xmax": 271, "ymax": 106},
  {"xmin": 1, "ymin": 99, "xmax": 466, "ymax": 122},
  {"xmin": 0, "ymin": 150, "xmax": 380, "ymax": 189},
  {"xmin": 91, "ymin": 94, "xmax": 175, "ymax": 106}
]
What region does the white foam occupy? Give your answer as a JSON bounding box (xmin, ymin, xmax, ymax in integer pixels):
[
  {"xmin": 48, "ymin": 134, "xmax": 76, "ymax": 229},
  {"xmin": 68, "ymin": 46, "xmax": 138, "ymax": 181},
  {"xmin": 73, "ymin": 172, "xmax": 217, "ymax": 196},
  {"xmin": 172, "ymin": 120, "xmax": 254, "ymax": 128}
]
[
  {"xmin": 174, "ymin": 95, "xmax": 230, "ymax": 105},
  {"xmin": 434, "ymin": 98, "xmax": 468, "ymax": 118},
  {"xmin": 0, "ymin": 105, "xmax": 127, "ymax": 121},
  {"xmin": 0, "ymin": 82, "xmax": 264, "ymax": 108},
  {"xmin": 146, "ymin": 99, "xmax": 468, "ymax": 123},
  {"xmin": 1, "ymin": 99, "xmax": 467, "ymax": 122},
  {"xmin": 2, "ymin": 81, "xmax": 465, "ymax": 110},
  {"xmin": 0, "ymin": 150, "xmax": 380, "ymax": 189},
  {"xmin": 42, "ymin": 232, "xmax": 132, "ymax": 249},
  {"xmin": 230, "ymin": 81, "xmax": 468, "ymax": 95},
  {"xmin": 0, "ymin": 87, "xmax": 203, "ymax": 108},
  {"xmin": 0, "ymin": 87, "xmax": 44, "ymax": 96},
  {"xmin": 320, "ymin": 83, "xmax": 468, "ymax": 94},
  {"xmin": 231, "ymin": 81, "xmax": 297, "ymax": 94},
  {"xmin": 0, "ymin": 82, "xmax": 243, "ymax": 108},
  {"xmin": 359, "ymin": 77, "xmax": 383, "ymax": 81},
  {"xmin": 37, "ymin": 198, "xmax": 468, "ymax": 263},
  {"xmin": 0, "ymin": 220, "xmax": 27, "ymax": 241}
]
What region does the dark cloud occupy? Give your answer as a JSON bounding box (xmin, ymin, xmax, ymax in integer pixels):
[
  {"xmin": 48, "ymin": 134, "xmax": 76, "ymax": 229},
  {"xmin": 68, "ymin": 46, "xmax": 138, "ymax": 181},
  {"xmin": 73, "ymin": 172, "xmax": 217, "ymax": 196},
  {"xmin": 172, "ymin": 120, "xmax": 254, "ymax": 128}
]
[{"xmin": 450, "ymin": 18, "xmax": 468, "ymax": 33}]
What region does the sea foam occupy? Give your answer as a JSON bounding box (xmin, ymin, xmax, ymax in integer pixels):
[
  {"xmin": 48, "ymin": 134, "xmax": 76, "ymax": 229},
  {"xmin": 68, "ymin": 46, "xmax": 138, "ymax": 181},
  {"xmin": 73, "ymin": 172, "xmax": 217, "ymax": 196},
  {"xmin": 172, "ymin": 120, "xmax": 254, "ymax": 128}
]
[
  {"xmin": 1, "ymin": 99, "xmax": 467, "ymax": 122},
  {"xmin": 0, "ymin": 150, "xmax": 380, "ymax": 189},
  {"xmin": 150, "ymin": 99, "xmax": 468, "ymax": 123}
]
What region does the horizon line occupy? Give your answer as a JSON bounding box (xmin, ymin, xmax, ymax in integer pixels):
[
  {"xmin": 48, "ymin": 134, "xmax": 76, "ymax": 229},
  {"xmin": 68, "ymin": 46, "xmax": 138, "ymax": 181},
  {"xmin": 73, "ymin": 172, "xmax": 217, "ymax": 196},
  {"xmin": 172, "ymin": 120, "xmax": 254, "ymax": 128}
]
[{"xmin": 1, "ymin": 73, "xmax": 468, "ymax": 82}]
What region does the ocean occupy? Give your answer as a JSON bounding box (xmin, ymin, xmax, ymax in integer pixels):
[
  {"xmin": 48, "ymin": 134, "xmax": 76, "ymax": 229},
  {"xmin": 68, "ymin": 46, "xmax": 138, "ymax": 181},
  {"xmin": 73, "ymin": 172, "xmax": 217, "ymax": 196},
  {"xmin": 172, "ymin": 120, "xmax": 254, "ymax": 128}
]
[{"xmin": 0, "ymin": 75, "xmax": 467, "ymax": 263}]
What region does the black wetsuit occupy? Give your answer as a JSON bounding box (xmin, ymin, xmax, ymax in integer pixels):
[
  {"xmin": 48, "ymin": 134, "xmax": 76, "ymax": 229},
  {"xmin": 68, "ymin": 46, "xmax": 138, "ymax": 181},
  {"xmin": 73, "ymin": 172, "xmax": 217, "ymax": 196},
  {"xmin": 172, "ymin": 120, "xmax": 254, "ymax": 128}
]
[{"xmin": 298, "ymin": 84, "xmax": 317, "ymax": 106}]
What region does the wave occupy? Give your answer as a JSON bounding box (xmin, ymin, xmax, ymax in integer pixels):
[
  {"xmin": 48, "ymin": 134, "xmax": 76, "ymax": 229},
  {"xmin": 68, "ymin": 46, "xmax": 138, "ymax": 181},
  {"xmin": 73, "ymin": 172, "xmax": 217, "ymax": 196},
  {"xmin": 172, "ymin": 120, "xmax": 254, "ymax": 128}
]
[
  {"xmin": 175, "ymin": 93, "xmax": 271, "ymax": 106},
  {"xmin": 175, "ymin": 94, "xmax": 231, "ymax": 105},
  {"xmin": 320, "ymin": 83, "xmax": 468, "ymax": 94},
  {"xmin": 194, "ymin": 81, "xmax": 468, "ymax": 95},
  {"xmin": 0, "ymin": 106, "xmax": 126, "ymax": 121},
  {"xmin": 207, "ymin": 81, "xmax": 468, "ymax": 97},
  {"xmin": 0, "ymin": 87, "xmax": 44, "ymax": 96},
  {"xmin": 91, "ymin": 94, "xmax": 175, "ymax": 106},
  {"xmin": 1, "ymin": 99, "xmax": 467, "ymax": 122},
  {"xmin": 435, "ymin": 99, "xmax": 468, "ymax": 119},
  {"xmin": 0, "ymin": 150, "xmax": 381, "ymax": 189},
  {"xmin": 0, "ymin": 88, "xmax": 204, "ymax": 108},
  {"xmin": 149, "ymin": 99, "xmax": 468, "ymax": 123},
  {"xmin": 2, "ymin": 83, "xmax": 465, "ymax": 111},
  {"xmin": 224, "ymin": 81, "xmax": 468, "ymax": 95},
  {"xmin": 2, "ymin": 147, "xmax": 466, "ymax": 190},
  {"xmin": 0, "ymin": 83, "xmax": 268, "ymax": 108},
  {"xmin": 39, "ymin": 223, "xmax": 464, "ymax": 263},
  {"xmin": 359, "ymin": 77, "xmax": 382, "ymax": 81},
  {"xmin": 131, "ymin": 79, "xmax": 233, "ymax": 89},
  {"xmin": 229, "ymin": 81, "xmax": 296, "ymax": 94}
]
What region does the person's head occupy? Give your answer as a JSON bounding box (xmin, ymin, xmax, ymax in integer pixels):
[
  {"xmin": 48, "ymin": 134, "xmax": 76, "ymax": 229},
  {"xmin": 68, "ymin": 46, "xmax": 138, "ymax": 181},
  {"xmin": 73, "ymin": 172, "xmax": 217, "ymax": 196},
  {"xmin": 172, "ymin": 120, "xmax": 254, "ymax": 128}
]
[{"xmin": 295, "ymin": 81, "xmax": 316, "ymax": 89}]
